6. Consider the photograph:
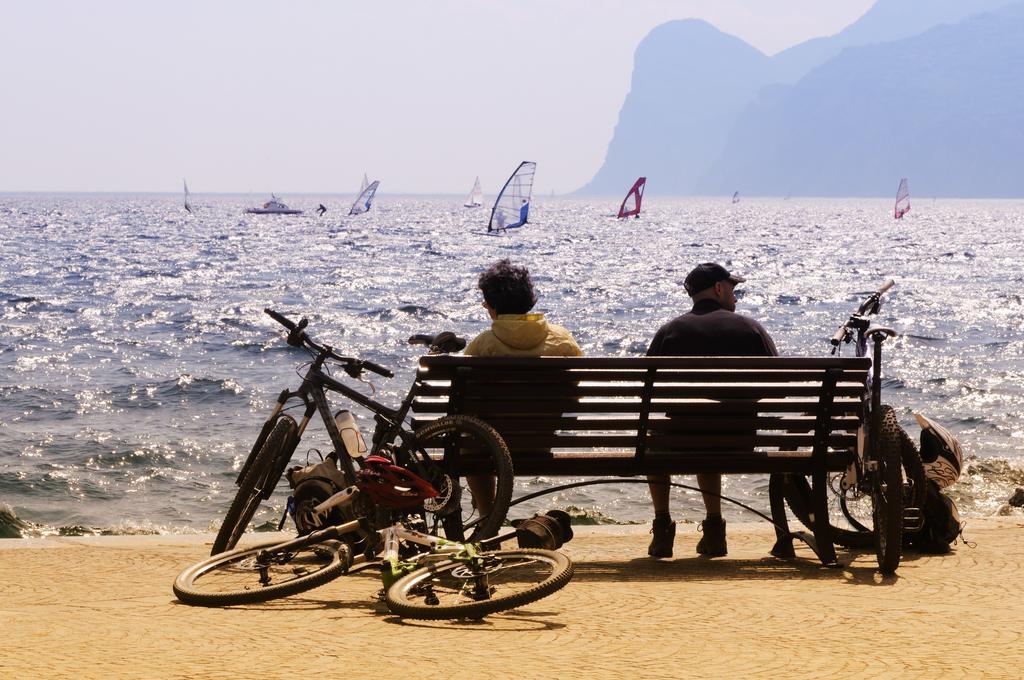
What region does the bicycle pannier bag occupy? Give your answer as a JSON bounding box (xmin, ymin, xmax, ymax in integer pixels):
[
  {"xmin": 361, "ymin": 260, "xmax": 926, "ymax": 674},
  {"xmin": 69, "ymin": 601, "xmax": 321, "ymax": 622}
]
[
  {"xmin": 907, "ymin": 479, "xmax": 964, "ymax": 554},
  {"xmin": 286, "ymin": 459, "xmax": 348, "ymax": 534}
]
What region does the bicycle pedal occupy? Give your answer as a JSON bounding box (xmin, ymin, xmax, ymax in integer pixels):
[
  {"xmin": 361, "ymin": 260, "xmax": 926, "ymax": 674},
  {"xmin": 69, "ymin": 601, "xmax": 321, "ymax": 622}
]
[{"xmin": 903, "ymin": 507, "xmax": 924, "ymax": 533}]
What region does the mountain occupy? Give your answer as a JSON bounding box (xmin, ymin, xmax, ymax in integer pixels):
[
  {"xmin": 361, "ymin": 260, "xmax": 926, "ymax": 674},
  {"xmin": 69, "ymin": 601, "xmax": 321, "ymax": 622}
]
[
  {"xmin": 576, "ymin": 20, "xmax": 774, "ymax": 196},
  {"xmin": 578, "ymin": 0, "xmax": 1020, "ymax": 196},
  {"xmin": 699, "ymin": 2, "xmax": 1024, "ymax": 197},
  {"xmin": 772, "ymin": 0, "xmax": 1015, "ymax": 83}
]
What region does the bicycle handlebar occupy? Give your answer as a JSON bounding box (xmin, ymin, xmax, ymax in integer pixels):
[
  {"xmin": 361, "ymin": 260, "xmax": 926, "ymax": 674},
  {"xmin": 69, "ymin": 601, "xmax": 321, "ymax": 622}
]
[
  {"xmin": 263, "ymin": 308, "xmax": 395, "ymax": 378},
  {"xmin": 265, "ymin": 308, "xmax": 297, "ymax": 332},
  {"xmin": 830, "ymin": 279, "xmax": 894, "ymax": 350},
  {"xmin": 360, "ymin": 360, "xmax": 394, "ymax": 378},
  {"xmin": 857, "ymin": 278, "xmax": 894, "ymax": 315}
]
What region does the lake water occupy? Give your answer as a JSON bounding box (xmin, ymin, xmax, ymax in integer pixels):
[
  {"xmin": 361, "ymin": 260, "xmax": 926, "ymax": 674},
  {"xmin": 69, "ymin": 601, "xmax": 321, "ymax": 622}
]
[{"xmin": 2, "ymin": 193, "xmax": 1023, "ymax": 537}]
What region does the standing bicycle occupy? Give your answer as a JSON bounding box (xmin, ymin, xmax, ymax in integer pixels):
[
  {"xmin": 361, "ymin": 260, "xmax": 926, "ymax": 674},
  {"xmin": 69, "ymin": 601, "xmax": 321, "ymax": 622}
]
[
  {"xmin": 211, "ymin": 309, "xmax": 514, "ymax": 555},
  {"xmin": 782, "ymin": 280, "xmax": 926, "ymax": 573}
]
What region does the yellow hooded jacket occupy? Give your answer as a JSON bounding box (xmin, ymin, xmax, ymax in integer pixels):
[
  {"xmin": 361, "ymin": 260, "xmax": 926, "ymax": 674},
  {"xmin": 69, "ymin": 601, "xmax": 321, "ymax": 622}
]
[{"xmin": 464, "ymin": 313, "xmax": 582, "ymax": 357}]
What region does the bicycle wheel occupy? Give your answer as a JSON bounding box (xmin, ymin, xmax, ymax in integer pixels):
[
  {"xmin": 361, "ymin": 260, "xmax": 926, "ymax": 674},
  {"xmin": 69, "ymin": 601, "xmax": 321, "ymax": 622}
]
[
  {"xmin": 385, "ymin": 548, "xmax": 573, "ymax": 620},
  {"xmin": 174, "ymin": 539, "xmax": 348, "ymax": 607},
  {"xmin": 782, "ymin": 405, "xmax": 926, "ymax": 549},
  {"xmin": 873, "ymin": 406, "xmax": 904, "ymax": 574},
  {"xmin": 212, "ymin": 415, "xmax": 299, "ymax": 555},
  {"xmin": 406, "ymin": 415, "xmax": 513, "ymax": 543}
]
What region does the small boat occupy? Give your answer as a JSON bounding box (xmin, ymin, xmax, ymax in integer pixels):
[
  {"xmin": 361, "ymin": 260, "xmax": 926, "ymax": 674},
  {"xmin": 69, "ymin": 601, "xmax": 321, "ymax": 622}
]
[
  {"xmin": 464, "ymin": 176, "xmax": 484, "ymax": 208},
  {"xmin": 245, "ymin": 195, "xmax": 303, "ymax": 215}
]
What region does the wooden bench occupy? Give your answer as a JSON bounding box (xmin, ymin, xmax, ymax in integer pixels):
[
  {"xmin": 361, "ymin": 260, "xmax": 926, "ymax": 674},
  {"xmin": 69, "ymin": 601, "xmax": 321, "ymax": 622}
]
[{"xmin": 412, "ymin": 355, "xmax": 871, "ymax": 566}]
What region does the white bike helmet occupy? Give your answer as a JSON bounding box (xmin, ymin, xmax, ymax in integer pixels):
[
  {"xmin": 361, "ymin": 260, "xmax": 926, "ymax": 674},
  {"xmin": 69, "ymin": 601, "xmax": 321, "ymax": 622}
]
[{"xmin": 915, "ymin": 413, "xmax": 963, "ymax": 489}]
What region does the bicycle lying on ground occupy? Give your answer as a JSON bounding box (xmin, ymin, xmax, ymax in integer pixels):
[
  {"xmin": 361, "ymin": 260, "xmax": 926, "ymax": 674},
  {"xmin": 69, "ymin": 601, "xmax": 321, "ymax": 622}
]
[
  {"xmin": 175, "ymin": 457, "xmax": 573, "ymax": 619},
  {"xmin": 782, "ymin": 279, "xmax": 926, "ymax": 573},
  {"xmin": 211, "ymin": 309, "xmax": 514, "ymax": 555}
]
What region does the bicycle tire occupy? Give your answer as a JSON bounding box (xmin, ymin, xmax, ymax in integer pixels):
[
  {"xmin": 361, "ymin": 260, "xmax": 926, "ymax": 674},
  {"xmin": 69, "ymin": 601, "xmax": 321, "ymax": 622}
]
[
  {"xmin": 175, "ymin": 538, "xmax": 348, "ymax": 607},
  {"xmin": 781, "ymin": 405, "xmax": 926, "ymax": 549},
  {"xmin": 407, "ymin": 415, "xmax": 513, "ymax": 542},
  {"xmin": 211, "ymin": 415, "xmax": 299, "ymax": 555},
  {"xmin": 384, "ymin": 548, "xmax": 573, "ymax": 620},
  {"xmin": 873, "ymin": 406, "xmax": 904, "ymax": 574}
]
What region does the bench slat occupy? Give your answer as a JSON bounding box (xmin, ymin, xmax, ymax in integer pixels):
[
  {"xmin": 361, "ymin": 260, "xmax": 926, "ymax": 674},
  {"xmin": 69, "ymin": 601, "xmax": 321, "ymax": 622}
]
[
  {"xmin": 412, "ymin": 397, "xmax": 866, "ymax": 415},
  {"xmin": 417, "ymin": 368, "xmax": 869, "ymax": 385},
  {"xmin": 414, "ymin": 382, "xmax": 867, "ymax": 399},
  {"xmin": 418, "ymin": 355, "xmax": 871, "ymax": 370},
  {"xmin": 442, "ymin": 450, "xmax": 855, "ymax": 476},
  {"xmin": 419, "ymin": 415, "xmax": 861, "ymax": 433},
  {"xmin": 489, "ymin": 432, "xmax": 856, "ymax": 449}
]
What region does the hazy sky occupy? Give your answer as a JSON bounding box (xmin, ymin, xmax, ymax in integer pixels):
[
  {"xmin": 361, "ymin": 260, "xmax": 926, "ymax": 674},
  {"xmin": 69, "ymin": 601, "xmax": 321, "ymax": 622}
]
[{"xmin": 0, "ymin": 1, "xmax": 874, "ymax": 195}]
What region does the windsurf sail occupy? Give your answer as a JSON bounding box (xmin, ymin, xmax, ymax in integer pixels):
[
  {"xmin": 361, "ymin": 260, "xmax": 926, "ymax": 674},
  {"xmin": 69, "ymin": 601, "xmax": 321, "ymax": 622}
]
[
  {"xmin": 894, "ymin": 178, "xmax": 910, "ymax": 219},
  {"xmin": 732, "ymin": 191, "xmax": 740, "ymax": 204},
  {"xmin": 488, "ymin": 161, "xmax": 536, "ymax": 232},
  {"xmin": 183, "ymin": 179, "xmax": 193, "ymax": 214},
  {"xmin": 464, "ymin": 176, "xmax": 484, "ymax": 208},
  {"xmin": 359, "ymin": 173, "xmax": 369, "ymax": 194},
  {"xmin": 617, "ymin": 177, "xmax": 646, "ymax": 218},
  {"xmin": 349, "ymin": 180, "xmax": 380, "ymax": 215}
]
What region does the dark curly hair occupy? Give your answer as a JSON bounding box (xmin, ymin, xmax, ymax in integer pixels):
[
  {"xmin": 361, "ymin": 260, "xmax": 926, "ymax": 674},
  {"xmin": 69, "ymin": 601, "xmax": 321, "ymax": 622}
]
[{"xmin": 478, "ymin": 259, "xmax": 537, "ymax": 314}]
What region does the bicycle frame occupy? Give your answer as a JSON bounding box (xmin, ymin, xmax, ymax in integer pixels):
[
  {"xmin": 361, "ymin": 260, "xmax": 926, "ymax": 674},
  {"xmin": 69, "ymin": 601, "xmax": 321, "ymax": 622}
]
[
  {"xmin": 254, "ymin": 346, "xmax": 425, "ymax": 491},
  {"xmin": 833, "ymin": 283, "xmax": 897, "ymax": 490},
  {"xmin": 380, "ymin": 523, "xmax": 482, "ymax": 589}
]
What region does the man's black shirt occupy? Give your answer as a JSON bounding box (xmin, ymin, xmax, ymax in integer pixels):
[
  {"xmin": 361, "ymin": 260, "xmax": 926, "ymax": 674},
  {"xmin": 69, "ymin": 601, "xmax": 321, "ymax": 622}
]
[
  {"xmin": 647, "ymin": 299, "xmax": 778, "ymax": 357},
  {"xmin": 647, "ymin": 299, "xmax": 777, "ymax": 448}
]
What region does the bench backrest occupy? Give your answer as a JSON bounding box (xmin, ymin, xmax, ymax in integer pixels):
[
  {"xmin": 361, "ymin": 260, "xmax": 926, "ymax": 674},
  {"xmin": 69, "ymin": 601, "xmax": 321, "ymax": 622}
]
[{"xmin": 412, "ymin": 356, "xmax": 870, "ymax": 467}]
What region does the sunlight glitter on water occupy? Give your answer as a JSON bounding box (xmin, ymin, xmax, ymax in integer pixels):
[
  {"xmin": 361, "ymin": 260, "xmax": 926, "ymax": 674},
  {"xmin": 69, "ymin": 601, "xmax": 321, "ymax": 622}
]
[{"xmin": 1, "ymin": 193, "xmax": 1023, "ymax": 533}]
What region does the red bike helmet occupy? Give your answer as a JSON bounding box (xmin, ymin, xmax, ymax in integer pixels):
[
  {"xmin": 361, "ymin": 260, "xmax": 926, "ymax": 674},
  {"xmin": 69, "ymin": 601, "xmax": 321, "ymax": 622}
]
[{"xmin": 355, "ymin": 455, "xmax": 438, "ymax": 509}]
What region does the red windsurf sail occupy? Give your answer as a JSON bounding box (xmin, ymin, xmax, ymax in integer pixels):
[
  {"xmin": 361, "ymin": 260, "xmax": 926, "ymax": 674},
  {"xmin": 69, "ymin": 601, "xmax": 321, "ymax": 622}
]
[{"xmin": 617, "ymin": 177, "xmax": 646, "ymax": 218}]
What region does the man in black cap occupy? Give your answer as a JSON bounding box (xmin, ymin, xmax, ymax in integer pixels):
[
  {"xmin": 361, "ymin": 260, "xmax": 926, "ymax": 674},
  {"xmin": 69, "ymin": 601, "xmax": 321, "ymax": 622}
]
[{"xmin": 646, "ymin": 262, "xmax": 778, "ymax": 558}]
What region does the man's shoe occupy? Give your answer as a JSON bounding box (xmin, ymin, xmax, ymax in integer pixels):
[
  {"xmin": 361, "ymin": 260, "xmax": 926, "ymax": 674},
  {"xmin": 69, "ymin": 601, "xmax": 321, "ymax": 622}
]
[
  {"xmin": 648, "ymin": 517, "xmax": 676, "ymax": 558},
  {"xmin": 696, "ymin": 517, "xmax": 727, "ymax": 557}
]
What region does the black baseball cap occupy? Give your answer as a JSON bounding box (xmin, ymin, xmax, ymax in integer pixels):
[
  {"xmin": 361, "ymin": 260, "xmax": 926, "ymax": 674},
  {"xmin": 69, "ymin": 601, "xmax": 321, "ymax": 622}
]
[{"xmin": 683, "ymin": 262, "xmax": 746, "ymax": 296}]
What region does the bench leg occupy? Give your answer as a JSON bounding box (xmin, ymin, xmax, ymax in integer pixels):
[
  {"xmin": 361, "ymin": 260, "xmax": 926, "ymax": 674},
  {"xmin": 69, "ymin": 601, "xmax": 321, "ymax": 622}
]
[
  {"xmin": 768, "ymin": 474, "xmax": 796, "ymax": 559},
  {"xmin": 810, "ymin": 468, "xmax": 840, "ymax": 567}
]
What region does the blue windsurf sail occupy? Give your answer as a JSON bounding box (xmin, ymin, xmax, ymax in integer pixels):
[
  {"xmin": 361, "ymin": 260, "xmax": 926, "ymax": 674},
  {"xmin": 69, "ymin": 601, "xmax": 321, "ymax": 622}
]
[
  {"xmin": 488, "ymin": 161, "xmax": 536, "ymax": 232},
  {"xmin": 349, "ymin": 180, "xmax": 380, "ymax": 215}
]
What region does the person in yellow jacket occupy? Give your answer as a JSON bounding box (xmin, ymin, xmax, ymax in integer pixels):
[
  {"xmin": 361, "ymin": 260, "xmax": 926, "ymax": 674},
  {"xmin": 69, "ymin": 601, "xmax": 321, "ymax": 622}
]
[
  {"xmin": 464, "ymin": 259, "xmax": 582, "ymax": 522},
  {"xmin": 465, "ymin": 259, "xmax": 581, "ymax": 357}
]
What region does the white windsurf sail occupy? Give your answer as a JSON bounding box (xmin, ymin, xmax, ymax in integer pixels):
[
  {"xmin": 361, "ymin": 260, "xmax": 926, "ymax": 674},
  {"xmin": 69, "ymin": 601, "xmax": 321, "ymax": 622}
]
[
  {"xmin": 349, "ymin": 180, "xmax": 380, "ymax": 215},
  {"xmin": 464, "ymin": 176, "xmax": 484, "ymax": 208},
  {"xmin": 183, "ymin": 179, "xmax": 193, "ymax": 214},
  {"xmin": 617, "ymin": 177, "xmax": 646, "ymax": 218},
  {"xmin": 488, "ymin": 161, "xmax": 536, "ymax": 232},
  {"xmin": 894, "ymin": 178, "xmax": 910, "ymax": 219}
]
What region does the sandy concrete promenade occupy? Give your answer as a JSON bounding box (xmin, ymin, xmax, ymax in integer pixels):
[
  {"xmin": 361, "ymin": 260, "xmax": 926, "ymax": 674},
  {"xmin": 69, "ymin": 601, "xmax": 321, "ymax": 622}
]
[{"xmin": 2, "ymin": 518, "xmax": 1022, "ymax": 679}]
